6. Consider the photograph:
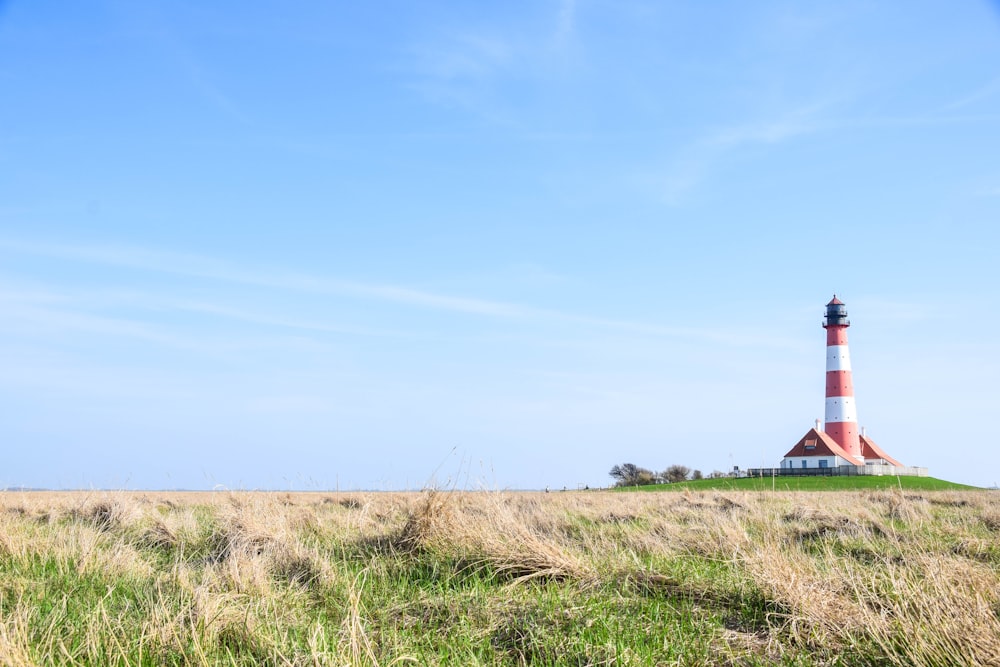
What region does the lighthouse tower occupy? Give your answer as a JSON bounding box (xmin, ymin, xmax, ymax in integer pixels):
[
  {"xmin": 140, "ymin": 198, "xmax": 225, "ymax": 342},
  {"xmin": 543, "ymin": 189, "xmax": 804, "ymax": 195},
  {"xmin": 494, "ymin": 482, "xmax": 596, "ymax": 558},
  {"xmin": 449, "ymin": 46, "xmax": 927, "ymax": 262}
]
[
  {"xmin": 781, "ymin": 296, "xmax": 904, "ymax": 471},
  {"xmin": 822, "ymin": 296, "xmax": 862, "ymax": 460}
]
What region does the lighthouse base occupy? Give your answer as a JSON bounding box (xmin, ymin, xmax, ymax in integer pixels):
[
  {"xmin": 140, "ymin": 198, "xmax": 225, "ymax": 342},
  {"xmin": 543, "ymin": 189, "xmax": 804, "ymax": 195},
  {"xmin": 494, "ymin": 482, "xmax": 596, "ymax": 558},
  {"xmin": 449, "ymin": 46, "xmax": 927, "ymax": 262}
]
[
  {"xmin": 780, "ymin": 427, "xmax": 905, "ymax": 471},
  {"xmin": 747, "ymin": 464, "xmax": 929, "ymax": 478}
]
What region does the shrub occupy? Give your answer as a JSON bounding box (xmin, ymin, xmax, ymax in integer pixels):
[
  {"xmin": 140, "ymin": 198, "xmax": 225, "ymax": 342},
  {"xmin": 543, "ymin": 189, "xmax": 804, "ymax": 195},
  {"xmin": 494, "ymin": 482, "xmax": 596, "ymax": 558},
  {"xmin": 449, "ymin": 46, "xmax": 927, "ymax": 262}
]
[
  {"xmin": 609, "ymin": 463, "xmax": 658, "ymax": 487},
  {"xmin": 662, "ymin": 465, "xmax": 691, "ymax": 483}
]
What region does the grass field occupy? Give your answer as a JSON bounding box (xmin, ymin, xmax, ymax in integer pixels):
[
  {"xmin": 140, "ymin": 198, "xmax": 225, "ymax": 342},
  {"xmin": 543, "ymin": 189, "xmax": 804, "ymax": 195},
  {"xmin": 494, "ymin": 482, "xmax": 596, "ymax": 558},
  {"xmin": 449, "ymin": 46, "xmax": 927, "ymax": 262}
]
[
  {"xmin": 1, "ymin": 488, "xmax": 999, "ymax": 665},
  {"xmin": 621, "ymin": 475, "xmax": 982, "ymax": 492}
]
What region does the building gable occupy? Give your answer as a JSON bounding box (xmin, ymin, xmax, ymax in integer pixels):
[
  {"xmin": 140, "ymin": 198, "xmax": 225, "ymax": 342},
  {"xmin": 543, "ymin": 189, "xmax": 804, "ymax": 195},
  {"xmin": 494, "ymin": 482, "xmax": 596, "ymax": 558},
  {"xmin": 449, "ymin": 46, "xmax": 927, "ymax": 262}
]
[
  {"xmin": 860, "ymin": 434, "xmax": 903, "ymax": 466},
  {"xmin": 783, "ymin": 428, "xmax": 863, "ymax": 466}
]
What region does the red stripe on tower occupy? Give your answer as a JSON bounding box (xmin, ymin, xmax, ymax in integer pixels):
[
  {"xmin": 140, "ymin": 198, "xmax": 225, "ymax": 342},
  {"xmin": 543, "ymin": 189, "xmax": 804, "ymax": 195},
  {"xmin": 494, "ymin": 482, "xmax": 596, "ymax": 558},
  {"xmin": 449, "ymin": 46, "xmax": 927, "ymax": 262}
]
[{"xmin": 822, "ymin": 295, "xmax": 862, "ymax": 460}]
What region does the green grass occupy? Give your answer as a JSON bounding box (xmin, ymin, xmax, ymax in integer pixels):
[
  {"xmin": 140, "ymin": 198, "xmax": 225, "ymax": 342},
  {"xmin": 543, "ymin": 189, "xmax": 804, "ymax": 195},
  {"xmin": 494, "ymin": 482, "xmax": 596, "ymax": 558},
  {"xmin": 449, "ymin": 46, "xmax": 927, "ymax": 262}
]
[
  {"xmin": 619, "ymin": 475, "xmax": 982, "ymax": 492},
  {"xmin": 2, "ymin": 489, "xmax": 999, "ymax": 665}
]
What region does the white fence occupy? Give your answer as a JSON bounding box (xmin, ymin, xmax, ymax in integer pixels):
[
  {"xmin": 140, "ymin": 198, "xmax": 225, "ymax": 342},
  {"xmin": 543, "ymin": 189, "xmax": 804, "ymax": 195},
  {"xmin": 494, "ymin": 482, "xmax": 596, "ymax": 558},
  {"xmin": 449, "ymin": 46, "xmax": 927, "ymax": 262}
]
[{"xmin": 745, "ymin": 465, "xmax": 929, "ymax": 478}]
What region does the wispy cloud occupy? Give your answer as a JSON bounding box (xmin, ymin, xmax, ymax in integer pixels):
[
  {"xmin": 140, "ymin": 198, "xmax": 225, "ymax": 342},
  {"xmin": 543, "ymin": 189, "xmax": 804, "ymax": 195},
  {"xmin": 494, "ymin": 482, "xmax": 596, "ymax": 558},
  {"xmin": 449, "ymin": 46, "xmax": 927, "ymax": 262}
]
[
  {"xmin": 941, "ymin": 75, "xmax": 1000, "ymax": 112},
  {"xmin": 403, "ymin": 2, "xmax": 583, "ymax": 124},
  {"xmin": 709, "ymin": 107, "xmax": 823, "ymax": 147},
  {"xmin": 0, "ymin": 239, "xmax": 530, "ymax": 318},
  {"xmin": 2, "ymin": 286, "xmax": 410, "ymax": 338},
  {"xmin": 640, "ymin": 102, "xmax": 831, "ymax": 204},
  {"xmin": 405, "ymin": 28, "xmax": 517, "ymax": 123},
  {"xmin": 0, "ymin": 298, "xmax": 216, "ymax": 353},
  {"xmin": 161, "ymin": 300, "xmax": 409, "ymax": 338},
  {"xmin": 552, "ymin": 0, "xmax": 578, "ymax": 51},
  {"xmin": 0, "ymin": 238, "xmax": 786, "ymax": 348},
  {"xmin": 638, "ymin": 94, "xmax": 1000, "ymax": 206},
  {"xmin": 415, "ymin": 32, "xmax": 514, "ymax": 81},
  {"xmin": 114, "ymin": 3, "xmax": 255, "ymax": 127}
]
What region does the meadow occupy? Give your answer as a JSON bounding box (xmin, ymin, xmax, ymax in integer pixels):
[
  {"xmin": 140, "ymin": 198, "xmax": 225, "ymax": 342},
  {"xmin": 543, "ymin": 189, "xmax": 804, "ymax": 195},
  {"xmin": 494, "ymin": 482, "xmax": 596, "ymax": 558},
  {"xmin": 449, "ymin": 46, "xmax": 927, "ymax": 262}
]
[
  {"xmin": 625, "ymin": 475, "xmax": 978, "ymax": 492},
  {"xmin": 1, "ymin": 487, "xmax": 998, "ymax": 666}
]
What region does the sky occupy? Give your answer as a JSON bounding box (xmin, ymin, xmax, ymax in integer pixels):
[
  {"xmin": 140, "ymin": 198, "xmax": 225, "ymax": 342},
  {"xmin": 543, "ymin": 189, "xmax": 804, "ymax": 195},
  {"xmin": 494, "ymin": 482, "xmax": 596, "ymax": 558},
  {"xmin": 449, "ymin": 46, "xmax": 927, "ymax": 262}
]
[{"xmin": 2, "ymin": 1, "xmax": 1000, "ymax": 490}]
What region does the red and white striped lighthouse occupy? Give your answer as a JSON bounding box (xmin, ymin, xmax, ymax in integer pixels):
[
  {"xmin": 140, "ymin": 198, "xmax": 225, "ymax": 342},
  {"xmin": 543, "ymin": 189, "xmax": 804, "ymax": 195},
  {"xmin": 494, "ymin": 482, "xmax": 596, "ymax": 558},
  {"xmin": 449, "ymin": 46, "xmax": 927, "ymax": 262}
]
[
  {"xmin": 782, "ymin": 296, "xmax": 905, "ymax": 470},
  {"xmin": 822, "ymin": 295, "xmax": 862, "ymax": 460}
]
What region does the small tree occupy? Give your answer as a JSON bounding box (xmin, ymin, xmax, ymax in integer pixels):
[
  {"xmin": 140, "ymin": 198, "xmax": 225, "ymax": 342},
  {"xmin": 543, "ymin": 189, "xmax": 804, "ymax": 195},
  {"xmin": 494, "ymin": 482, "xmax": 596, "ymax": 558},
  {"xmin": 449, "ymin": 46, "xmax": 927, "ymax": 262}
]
[
  {"xmin": 691, "ymin": 469, "xmax": 703, "ymax": 480},
  {"xmin": 634, "ymin": 468, "xmax": 657, "ymax": 486},
  {"xmin": 609, "ymin": 463, "xmax": 657, "ymax": 487},
  {"xmin": 662, "ymin": 465, "xmax": 691, "ymax": 483}
]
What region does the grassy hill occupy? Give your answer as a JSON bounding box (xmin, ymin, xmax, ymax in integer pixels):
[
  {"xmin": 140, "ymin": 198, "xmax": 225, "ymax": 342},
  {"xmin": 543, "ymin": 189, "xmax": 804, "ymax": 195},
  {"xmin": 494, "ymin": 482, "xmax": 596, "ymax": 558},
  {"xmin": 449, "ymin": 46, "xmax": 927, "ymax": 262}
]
[{"xmin": 618, "ymin": 475, "xmax": 982, "ymax": 492}]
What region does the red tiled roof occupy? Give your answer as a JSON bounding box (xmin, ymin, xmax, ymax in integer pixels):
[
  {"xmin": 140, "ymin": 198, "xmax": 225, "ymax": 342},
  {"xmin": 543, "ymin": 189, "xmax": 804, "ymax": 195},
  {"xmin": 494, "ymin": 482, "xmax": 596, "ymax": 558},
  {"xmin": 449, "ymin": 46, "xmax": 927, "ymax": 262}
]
[
  {"xmin": 860, "ymin": 434, "xmax": 903, "ymax": 467},
  {"xmin": 783, "ymin": 427, "xmax": 863, "ymax": 465},
  {"xmin": 827, "ymin": 295, "xmax": 844, "ymax": 305}
]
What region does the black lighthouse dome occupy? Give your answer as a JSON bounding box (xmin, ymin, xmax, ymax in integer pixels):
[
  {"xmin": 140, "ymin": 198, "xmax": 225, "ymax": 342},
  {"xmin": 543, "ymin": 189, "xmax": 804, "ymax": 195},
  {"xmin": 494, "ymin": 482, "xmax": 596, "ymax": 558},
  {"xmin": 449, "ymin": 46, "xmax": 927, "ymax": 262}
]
[{"xmin": 824, "ymin": 295, "xmax": 849, "ymax": 327}]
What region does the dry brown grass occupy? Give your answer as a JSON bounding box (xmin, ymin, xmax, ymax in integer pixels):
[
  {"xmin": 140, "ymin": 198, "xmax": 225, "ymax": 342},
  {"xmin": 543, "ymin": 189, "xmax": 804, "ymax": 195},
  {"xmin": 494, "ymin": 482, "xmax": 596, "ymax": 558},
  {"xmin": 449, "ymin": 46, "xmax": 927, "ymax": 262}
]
[
  {"xmin": 1, "ymin": 488, "xmax": 998, "ymax": 665},
  {"xmin": 397, "ymin": 489, "xmax": 591, "ymax": 583}
]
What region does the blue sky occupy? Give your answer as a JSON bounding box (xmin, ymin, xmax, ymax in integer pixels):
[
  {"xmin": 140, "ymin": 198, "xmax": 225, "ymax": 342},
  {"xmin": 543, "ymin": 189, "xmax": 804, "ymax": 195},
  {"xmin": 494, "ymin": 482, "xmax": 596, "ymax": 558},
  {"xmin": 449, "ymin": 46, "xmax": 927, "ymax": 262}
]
[{"xmin": 2, "ymin": 1, "xmax": 1000, "ymax": 490}]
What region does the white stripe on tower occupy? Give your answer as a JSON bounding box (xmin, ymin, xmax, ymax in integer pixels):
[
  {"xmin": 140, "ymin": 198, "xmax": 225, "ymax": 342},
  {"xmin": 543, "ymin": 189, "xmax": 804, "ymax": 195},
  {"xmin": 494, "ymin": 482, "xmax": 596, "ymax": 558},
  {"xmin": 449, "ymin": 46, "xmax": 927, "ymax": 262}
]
[
  {"xmin": 825, "ymin": 345, "xmax": 851, "ymax": 371},
  {"xmin": 823, "ymin": 296, "xmax": 862, "ymax": 461},
  {"xmin": 824, "ymin": 396, "xmax": 856, "ymax": 423}
]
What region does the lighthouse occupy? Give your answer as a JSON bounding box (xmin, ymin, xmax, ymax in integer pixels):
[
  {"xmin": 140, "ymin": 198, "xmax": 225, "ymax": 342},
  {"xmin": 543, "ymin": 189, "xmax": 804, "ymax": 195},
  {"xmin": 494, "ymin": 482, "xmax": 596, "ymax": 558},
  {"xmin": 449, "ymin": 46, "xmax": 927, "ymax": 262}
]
[
  {"xmin": 781, "ymin": 296, "xmax": 903, "ymax": 470},
  {"xmin": 822, "ymin": 296, "xmax": 862, "ymax": 459}
]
